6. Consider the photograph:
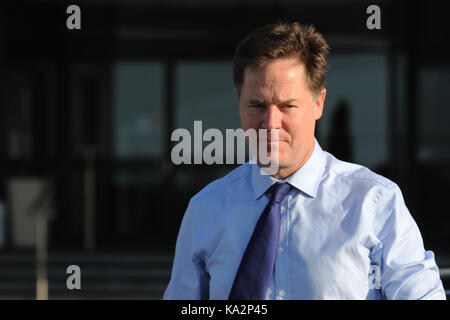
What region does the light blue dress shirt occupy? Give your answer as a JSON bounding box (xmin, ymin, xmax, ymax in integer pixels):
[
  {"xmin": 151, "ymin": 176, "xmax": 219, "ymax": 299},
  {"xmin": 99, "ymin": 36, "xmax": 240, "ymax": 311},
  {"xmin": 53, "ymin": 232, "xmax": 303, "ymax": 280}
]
[{"xmin": 164, "ymin": 139, "xmax": 446, "ymax": 300}]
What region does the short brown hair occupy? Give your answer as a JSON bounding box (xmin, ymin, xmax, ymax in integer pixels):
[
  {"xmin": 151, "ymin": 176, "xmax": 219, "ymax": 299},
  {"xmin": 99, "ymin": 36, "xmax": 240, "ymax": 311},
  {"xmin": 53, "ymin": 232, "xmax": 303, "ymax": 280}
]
[{"xmin": 233, "ymin": 22, "xmax": 330, "ymax": 97}]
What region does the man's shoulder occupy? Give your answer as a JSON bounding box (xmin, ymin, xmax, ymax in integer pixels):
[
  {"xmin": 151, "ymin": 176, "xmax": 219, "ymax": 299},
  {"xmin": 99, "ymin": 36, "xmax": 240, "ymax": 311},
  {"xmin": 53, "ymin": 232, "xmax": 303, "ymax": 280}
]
[
  {"xmin": 190, "ymin": 162, "xmax": 252, "ymax": 204},
  {"xmin": 323, "ymin": 151, "xmax": 397, "ymax": 190}
]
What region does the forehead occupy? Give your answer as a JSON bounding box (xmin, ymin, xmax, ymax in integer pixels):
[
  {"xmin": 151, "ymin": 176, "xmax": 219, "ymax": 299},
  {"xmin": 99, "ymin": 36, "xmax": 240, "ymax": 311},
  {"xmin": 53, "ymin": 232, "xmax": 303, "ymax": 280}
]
[{"xmin": 241, "ymin": 58, "xmax": 308, "ymax": 101}]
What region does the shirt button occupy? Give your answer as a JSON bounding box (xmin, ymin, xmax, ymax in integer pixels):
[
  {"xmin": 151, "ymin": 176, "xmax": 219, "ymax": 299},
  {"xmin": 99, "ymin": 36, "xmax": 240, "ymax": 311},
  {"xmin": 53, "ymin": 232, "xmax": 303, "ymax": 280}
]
[
  {"xmin": 280, "ymin": 206, "xmax": 286, "ymax": 214},
  {"xmin": 278, "ymin": 290, "xmax": 286, "ymax": 297},
  {"xmin": 265, "ymin": 288, "xmax": 272, "ymax": 300},
  {"xmin": 278, "ymin": 247, "xmax": 285, "ymax": 254}
]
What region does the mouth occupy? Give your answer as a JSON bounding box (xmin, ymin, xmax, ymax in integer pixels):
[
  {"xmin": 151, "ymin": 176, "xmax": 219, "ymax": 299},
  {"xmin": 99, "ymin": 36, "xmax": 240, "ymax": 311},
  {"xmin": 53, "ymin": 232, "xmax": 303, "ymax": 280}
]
[
  {"xmin": 266, "ymin": 140, "xmax": 287, "ymax": 144},
  {"xmin": 265, "ymin": 140, "xmax": 286, "ymax": 154}
]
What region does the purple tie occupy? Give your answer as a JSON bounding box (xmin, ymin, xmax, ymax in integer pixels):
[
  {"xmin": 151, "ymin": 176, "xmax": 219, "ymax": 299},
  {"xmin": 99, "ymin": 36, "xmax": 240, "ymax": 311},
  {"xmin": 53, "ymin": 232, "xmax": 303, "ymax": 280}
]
[{"xmin": 229, "ymin": 182, "xmax": 292, "ymax": 300}]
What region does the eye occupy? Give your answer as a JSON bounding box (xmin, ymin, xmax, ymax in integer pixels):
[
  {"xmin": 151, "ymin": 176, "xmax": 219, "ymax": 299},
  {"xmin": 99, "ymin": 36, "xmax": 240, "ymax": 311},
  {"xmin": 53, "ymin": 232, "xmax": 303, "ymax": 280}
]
[
  {"xmin": 250, "ymin": 104, "xmax": 266, "ymax": 109},
  {"xmin": 284, "ymin": 105, "xmax": 296, "ymax": 109}
]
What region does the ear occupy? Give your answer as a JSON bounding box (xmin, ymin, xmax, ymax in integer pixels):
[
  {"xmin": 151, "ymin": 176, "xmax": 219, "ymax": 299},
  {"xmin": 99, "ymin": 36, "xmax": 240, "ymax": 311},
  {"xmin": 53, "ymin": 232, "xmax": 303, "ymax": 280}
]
[{"xmin": 314, "ymin": 88, "xmax": 326, "ymax": 120}]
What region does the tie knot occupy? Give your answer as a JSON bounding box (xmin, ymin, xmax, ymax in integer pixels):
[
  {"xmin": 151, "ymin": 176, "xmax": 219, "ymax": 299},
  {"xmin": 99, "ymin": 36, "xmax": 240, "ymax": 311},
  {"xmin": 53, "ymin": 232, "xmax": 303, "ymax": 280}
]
[{"xmin": 269, "ymin": 182, "xmax": 291, "ymax": 204}]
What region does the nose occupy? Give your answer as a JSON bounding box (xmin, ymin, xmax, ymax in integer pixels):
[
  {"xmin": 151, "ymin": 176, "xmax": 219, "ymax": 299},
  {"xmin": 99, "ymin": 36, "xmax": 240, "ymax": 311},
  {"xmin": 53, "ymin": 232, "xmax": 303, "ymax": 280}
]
[{"xmin": 261, "ymin": 104, "xmax": 282, "ymax": 130}]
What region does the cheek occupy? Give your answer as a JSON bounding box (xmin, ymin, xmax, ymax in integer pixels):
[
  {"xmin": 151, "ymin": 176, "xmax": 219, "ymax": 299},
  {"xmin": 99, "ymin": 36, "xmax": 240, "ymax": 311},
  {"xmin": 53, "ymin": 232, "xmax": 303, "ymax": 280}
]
[
  {"xmin": 284, "ymin": 115, "xmax": 314, "ymax": 142},
  {"xmin": 240, "ymin": 111, "xmax": 260, "ymax": 130},
  {"xmin": 239, "ymin": 109, "xmax": 248, "ymax": 129},
  {"xmin": 240, "ymin": 117, "xmax": 252, "ymax": 132}
]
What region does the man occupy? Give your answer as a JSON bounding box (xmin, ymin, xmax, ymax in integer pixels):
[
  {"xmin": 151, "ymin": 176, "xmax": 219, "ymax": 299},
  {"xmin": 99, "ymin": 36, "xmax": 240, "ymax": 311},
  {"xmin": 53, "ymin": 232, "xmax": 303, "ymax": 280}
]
[{"xmin": 163, "ymin": 22, "xmax": 446, "ymax": 299}]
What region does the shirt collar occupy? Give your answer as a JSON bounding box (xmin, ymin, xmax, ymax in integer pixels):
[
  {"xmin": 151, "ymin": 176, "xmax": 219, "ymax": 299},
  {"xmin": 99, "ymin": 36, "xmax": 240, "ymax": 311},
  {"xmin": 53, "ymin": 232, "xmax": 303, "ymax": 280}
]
[{"xmin": 250, "ymin": 138, "xmax": 326, "ymax": 200}]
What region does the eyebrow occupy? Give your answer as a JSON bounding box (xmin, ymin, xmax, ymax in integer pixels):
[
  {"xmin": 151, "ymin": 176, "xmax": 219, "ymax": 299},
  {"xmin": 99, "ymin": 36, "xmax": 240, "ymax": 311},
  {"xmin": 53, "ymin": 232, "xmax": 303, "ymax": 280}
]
[{"xmin": 247, "ymin": 98, "xmax": 298, "ymax": 105}]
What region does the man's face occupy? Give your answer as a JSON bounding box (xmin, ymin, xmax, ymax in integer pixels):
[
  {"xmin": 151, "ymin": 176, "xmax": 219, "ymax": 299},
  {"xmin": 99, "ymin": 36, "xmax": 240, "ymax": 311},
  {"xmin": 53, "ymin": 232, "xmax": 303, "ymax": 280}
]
[{"xmin": 238, "ymin": 57, "xmax": 326, "ymax": 177}]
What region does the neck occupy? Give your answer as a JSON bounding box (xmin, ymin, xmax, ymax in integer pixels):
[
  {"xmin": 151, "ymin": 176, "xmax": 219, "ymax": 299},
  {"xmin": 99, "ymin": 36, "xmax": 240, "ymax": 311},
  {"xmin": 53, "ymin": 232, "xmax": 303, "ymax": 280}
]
[{"xmin": 264, "ymin": 140, "xmax": 316, "ymax": 180}]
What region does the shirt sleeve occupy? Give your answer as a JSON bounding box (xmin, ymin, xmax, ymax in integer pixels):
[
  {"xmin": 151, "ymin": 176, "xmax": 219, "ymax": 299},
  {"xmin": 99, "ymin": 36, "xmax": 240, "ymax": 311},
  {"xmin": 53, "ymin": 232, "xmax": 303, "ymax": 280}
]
[
  {"xmin": 163, "ymin": 200, "xmax": 210, "ymax": 300},
  {"xmin": 374, "ymin": 185, "xmax": 446, "ymax": 300}
]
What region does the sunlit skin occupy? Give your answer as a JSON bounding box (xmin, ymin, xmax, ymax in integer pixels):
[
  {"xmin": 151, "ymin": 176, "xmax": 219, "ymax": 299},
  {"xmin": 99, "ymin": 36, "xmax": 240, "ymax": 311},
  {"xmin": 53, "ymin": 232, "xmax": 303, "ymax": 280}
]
[{"xmin": 238, "ymin": 57, "xmax": 327, "ymax": 179}]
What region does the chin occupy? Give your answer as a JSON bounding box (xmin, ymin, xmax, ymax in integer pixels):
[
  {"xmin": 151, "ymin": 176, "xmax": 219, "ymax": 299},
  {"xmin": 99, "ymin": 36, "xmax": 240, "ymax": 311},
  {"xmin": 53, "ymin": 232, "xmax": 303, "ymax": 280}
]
[
  {"xmin": 257, "ymin": 153, "xmax": 289, "ymax": 167},
  {"xmin": 267, "ymin": 148, "xmax": 287, "ymax": 162}
]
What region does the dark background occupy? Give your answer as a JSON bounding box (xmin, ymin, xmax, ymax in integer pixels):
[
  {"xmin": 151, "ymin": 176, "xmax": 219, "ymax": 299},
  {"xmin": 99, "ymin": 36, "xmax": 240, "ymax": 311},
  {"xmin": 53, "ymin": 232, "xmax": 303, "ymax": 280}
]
[{"xmin": 0, "ymin": 0, "xmax": 449, "ymax": 299}]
